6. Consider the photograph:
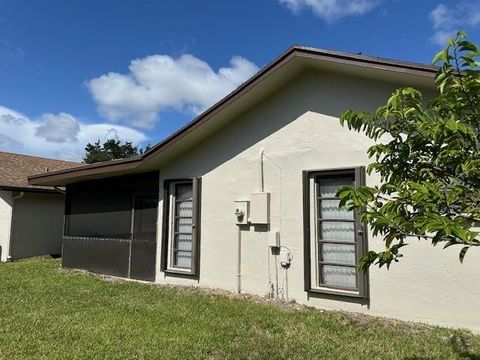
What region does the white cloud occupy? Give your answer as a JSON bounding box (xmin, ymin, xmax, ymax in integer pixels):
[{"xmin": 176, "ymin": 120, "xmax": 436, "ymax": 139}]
[
  {"xmin": 279, "ymin": 0, "xmax": 379, "ymax": 22},
  {"xmin": 430, "ymin": 2, "xmax": 480, "ymax": 46},
  {"xmin": 0, "ymin": 106, "xmax": 148, "ymax": 161},
  {"xmin": 36, "ymin": 113, "xmax": 80, "ymax": 143},
  {"xmin": 86, "ymin": 54, "xmax": 259, "ymax": 129}
]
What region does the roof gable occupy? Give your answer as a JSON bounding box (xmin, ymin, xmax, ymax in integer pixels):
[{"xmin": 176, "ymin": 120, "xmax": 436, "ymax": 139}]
[{"xmin": 28, "ymin": 45, "xmax": 438, "ymax": 186}]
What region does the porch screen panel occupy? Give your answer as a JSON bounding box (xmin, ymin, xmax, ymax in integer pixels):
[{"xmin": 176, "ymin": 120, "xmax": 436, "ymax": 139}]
[
  {"xmin": 65, "ymin": 192, "xmax": 132, "ymax": 239},
  {"xmin": 130, "ymin": 193, "xmax": 159, "ymax": 281},
  {"xmin": 63, "ymin": 171, "xmax": 160, "ymax": 281}
]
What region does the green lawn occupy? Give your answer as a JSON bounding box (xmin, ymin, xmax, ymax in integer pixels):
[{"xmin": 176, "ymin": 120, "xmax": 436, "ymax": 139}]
[{"xmin": 0, "ymin": 259, "xmax": 479, "ymax": 359}]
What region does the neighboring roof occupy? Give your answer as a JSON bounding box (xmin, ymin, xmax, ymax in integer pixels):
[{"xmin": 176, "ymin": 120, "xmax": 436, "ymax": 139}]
[
  {"xmin": 29, "ymin": 45, "xmax": 439, "ymax": 186},
  {"xmin": 0, "ymin": 151, "xmax": 80, "ymax": 192}
]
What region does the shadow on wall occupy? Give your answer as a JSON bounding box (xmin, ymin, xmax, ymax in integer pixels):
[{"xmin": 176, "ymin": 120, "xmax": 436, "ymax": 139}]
[
  {"xmin": 163, "ymin": 68, "xmax": 434, "ymax": 178},
  {"xmin": 9, "ymin": 192, "xmax": 65, "ymax": 260}
]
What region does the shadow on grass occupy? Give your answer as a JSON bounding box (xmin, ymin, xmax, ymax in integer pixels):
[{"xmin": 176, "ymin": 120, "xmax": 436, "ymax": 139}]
[
  {"xmin": 451, "ymin": 349, "xmax": 480, "ymax": 360},
  {"xmin": 449, "ymin": 334, "xmax": 480, "ymax": 360},
  {"xmin": 404, "ymin": 333, "xmax": 480, "ymax": 360},
  {"xmin": 405, "ymin": 355, "xmax": 480, "ymax": 360}
]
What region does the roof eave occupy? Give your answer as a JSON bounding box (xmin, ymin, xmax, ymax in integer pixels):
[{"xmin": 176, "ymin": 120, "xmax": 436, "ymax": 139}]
[
  {"xmin": 0, "ymin": 185, "xmax": 64, "ymax": 194},
  {"xmin": 28, "ymin": 45, "xmax": 439, "ymax": 186},
  {"xmin": 28, "ymin": 157, "xmax": 142, "ymax": 186}
]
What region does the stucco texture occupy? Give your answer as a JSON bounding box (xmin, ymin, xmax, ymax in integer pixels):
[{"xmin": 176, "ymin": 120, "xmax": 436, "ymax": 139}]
[
  {"xmin": 0, "ymin": 190, "xmax": 13, "ymax": 262},
  {"xmin": 0, "ymin": 191, "xmax": 64, "ymax": 262},
  {"xmin": 155, "ymin": 69, "xmax": 479, "ymax": 332}
]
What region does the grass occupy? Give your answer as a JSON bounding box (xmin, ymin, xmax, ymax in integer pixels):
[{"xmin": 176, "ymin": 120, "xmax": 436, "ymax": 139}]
[{"xmin": 0, "ymin": 259, "xmax": 479, "ymax": 359}]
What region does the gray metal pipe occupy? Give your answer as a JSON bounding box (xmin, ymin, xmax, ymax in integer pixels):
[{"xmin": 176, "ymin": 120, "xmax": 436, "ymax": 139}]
[{"xmin": 236, "ymin": 225, "xmax": 242, "ymax": 294}]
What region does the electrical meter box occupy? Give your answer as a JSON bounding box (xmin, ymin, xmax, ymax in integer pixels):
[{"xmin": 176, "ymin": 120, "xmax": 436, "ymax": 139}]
[
  {"xmin": 234, "ymin": 200, "xmax": 250, "ymax": 225},
  {"xmin": 250, "ymin": 192, "xmax": 270, "ymax": 224}
]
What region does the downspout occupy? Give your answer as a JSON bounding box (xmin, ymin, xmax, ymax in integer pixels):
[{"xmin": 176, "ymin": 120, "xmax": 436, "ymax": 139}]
[
  {"xmin": 7, "ymin": 191, "xmax": 24, "ymax": 261},
  {"xmin": 53, "ymin": 186, "xmax": 66, "ymax": 195},
  {"xmin": 236, "ymin": 225, "xmax": 242, "ymax": 294},
  {"xmin": 12, "ymin": 192, "xmax": 25, "ymax": 201},
  {"xmin": 258, "ymin": 148, "xmax": 264, "ymax": 193}
]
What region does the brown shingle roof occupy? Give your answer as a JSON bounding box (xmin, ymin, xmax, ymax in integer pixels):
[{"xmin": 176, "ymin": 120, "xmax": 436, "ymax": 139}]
[{"xmin": 0, "ymin": 151, "xmax": 80, "ymax": 192}]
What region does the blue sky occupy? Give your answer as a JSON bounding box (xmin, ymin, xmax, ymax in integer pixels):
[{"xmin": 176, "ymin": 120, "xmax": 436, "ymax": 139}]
[{"xmin": 0, "ymin": 0, "xmax": 478, "ymax": 160}]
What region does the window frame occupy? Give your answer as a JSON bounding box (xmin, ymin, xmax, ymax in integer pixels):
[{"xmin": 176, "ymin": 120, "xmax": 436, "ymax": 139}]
[
  {"xmin": 303, "ymin": 167, "xmax": 369, "ymax": 299},
  {"xmin": 161, "ymin": 178, "xmax": 201, "ymax": 278}
]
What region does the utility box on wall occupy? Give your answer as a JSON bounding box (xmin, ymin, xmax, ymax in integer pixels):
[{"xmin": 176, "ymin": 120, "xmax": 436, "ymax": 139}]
[
  {"xmin": 234, "ymin": 200, "xmax": 250, "ymax": 225},
  {"xmin": 250, "ymin": 192, "xmax": 270, "ymax": 224}
]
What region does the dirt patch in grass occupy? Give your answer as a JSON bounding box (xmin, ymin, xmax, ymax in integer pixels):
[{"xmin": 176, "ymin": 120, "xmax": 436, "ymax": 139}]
[{"xmin": 60, "ymin": 265, "xmax": 464, "ymax": 337}]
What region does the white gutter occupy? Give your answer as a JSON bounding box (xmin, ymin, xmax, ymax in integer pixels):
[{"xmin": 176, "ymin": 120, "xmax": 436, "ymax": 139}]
[{"xmin": 12, "ymin": 191, "xmax": 24, "ymax": 201}]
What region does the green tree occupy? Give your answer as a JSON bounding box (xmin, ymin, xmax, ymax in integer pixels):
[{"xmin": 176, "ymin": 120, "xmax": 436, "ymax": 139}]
[
  {"xmin": 338, "ymin": 32, "xmax": 480, "ymax": 269},
  {"xmin": 83, "ymin": 139, "xmax": 151, "ymax": 164}
]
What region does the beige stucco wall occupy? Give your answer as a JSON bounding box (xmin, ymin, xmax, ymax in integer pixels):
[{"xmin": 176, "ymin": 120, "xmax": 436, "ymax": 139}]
[
  {"xmin": 9, "ymin": 192, "xmax": 64, "ymax": 260},
  {"xmin": 155, "ymin": 69, "xmax": 480, "ymax": 332},
  {"xmin": 0, "ymin": 190, "xmax": 13, "ymax": 262}
]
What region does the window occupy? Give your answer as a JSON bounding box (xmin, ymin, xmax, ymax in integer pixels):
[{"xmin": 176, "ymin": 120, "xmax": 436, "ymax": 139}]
[
  {"xmin": 161, "ymin": 178, "xmax": 201, "ymax": 277},
  {"xmin": 303, "ymin": 168, "xmax": 368, "ymax": 299}
]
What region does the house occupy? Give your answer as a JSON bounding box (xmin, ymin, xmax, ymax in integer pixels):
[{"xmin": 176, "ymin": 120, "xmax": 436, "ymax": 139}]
[
  {"xmin": 28, "ymin": 46, "xmax": 480, "ymax": 332},
  {"xmin": 0, "ymin": 151, "xmax": 79, "ymax": 262}
]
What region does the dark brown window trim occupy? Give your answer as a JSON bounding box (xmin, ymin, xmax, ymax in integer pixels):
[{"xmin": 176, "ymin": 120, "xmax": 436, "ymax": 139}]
[
  {"xmin": 303, "ymin": 167, "xmax": 369, "ymax": 301},
  {"xmin": 163, "ymin": 269, "xmax": 200, "ymax": 280},
  {"xmin": 161, "ymin": 177, "xmax": 201, "ymax": 279}
]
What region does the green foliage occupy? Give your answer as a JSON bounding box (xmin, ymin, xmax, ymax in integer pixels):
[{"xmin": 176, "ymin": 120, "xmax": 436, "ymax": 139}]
[
  {"xmin": 83, "ymin": 139, "xmax": 151, "ymax": 164},
  {"xmin": 339, "ymin": 32, "xmax": 480, "ymax": 270}
]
